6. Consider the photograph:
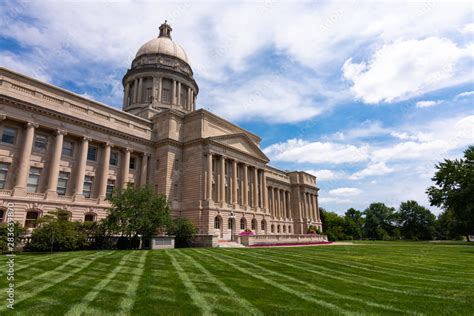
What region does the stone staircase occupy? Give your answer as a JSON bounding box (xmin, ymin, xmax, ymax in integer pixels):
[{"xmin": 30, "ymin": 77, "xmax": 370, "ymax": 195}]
[{"xmin": 216, "ymin": 240, "xmax": 246, "ymax": 248}]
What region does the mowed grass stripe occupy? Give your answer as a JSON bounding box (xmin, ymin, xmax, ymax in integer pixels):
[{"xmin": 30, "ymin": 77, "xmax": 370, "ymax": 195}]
[
  {"xmin": 195, "ymin": 249, "xmax": 350, "ymax": 315},
  {"xmin": 65, "ymin": 251, "xmax": 135, "ymax": 316},
  {"xmin": 166, "ymin": 250, "xmax": 214, "ymax": 316},
  {"xmin": 12, "ymin": 251, "xmax": 107, "ymax": 289},
  {"xmin": 221, "ymin": 249, "xmax": 415, "ymax": 315},
  {"xmin": 262, "ymin": 249, "xmax": 455, "ymax": 300},
  {"xmin": 175, "ymin": 251, "xmax": 263, "ymax": 316},
  {"xmin": 117, "ymin": 251, "xmax": 148, "ymax": 315},
  {"xmin": 0, "ymin": 251, "xmax": 114, "ymax": 312},
  {"xmin": 311, "ymin": 252, "xmax": 472, "ymax": 285}
]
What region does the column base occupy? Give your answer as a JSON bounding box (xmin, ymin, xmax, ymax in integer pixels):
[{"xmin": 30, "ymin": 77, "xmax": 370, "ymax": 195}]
[
  {"xmin": 45, "ymin": 190, "xmax": 58, "ymax": 199},
  {"xmin": 73, "ymin": 194, "xmax": 85, "ymax": 202},
  {"xmin": 12, "ymin": 187, "xmax": 27, "ymax": 197}
]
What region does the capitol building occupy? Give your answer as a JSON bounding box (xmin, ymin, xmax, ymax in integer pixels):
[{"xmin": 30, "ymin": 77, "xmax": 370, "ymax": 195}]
[{"xmin": 0, "ymin": 22, "xmax": 322, "ymax": 242}]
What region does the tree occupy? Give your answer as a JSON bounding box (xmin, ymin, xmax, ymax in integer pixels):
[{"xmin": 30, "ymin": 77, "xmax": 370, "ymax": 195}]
[
  {"xmin": 168, "ymin": 218, "xmax": 197, "ymax": 248},
  {"xmin": 364, "ymin": 203, "xmax": 398, "ymax": 240},
  {"xmin": 343, "ymin": 208, "xmax": 364, "ymax": 240},
  {"xmin": 427, "ymin": 146, "xmax": 474, "ymax": 240},
  {"xmin": 104, "ymin": 186, "xmax": 171, "ymax": 246},
  {"xmin": 398, "ymin": 200, "xmax": 436, "ymax": 240},
  {"xmin": 435, "ymin": 209, "xmax": 463, "ymax": 240},
  {"xmin": 28, "ymin": 209, "xmax": 89, "ymax": 252},
  {"xmin": 0, "ymin": 222, "xmax": 25, "ymax": 253},
  {"xmin": 320, "ymin": 208, "xmax": 346, "ymax": 241}
]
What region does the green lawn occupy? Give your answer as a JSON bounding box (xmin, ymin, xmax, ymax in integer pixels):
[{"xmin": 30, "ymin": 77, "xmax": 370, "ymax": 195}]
[{"xmin": 0, "ymin": 242, "xmax": 473, "ymax": 315}]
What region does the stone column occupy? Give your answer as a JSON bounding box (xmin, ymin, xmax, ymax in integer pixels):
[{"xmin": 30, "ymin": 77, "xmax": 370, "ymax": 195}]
[
  {"xmin": 137, "ymin": 77, "xmax": 143, "ymax": 103},
  {"xmin": 158, "ymin": 77, "xmax": 163, "ymax": 102},
  {"xmin": 73, "ymin": 137, "xmax": 90, "ymax": 200},
  {"xmin": 172, "ymin": 80, "xmax": 177, "ymax": 106},
  {"xmin": 243, "ymin": 164, "xmax": 248, "ymax": 207},
  {"xmin": 140, "ymin": 153, "xmax": 149, "ymax": 186},
  {"xmin": 276, "ymin": 188, "xmax": 280, "ymax": 218},
  {"xmin": 13, "ymin": 122, "xmax": 37, "ymax": 196},
  {"xmin": 121, "ymin": 148, "xmax": 131, "ymax": 188},
  {"xmin": 133, "ymin": 79, "xmax": 138, "ymax": 103},
  {"xmin": 123, "ymin": 83, "xmax": 130, "ymax": 106},
  {"xmin": 253, "ymin": 167, "xmax": 258, "ymax": 209},
  {"xmin": 187, "ymin": 87, "xmax": 191, "ymax": 111},
  {"xmin": 207, "ymin": 153, "xmax": 213, "ymax": 201},
  {"xmin": 262, "ymin": 170, "xmax": 268, "ymax": 211},
  {"xmin": 232, "ymin": 160, "xmax": 238, "ymax": 205},
  {"xmin": 177, "ymin": 82, "xmax": 182, "ymax": 107},
  {"xmin": 45, "ymin": 130, "xmax": 66, "ymax": 198},
  {"xmin": 220, "ymin": 156, "xmax": 225, "ymax": 203},
  {"xmin": 98, "ymin": 142, "xmax": 112, "ymax": 200},
  {"xmin": 287, "ymin": 192, "xmax": 292, "ymax": 219},
  {"xmin": 315, "ymin": 194, "xmax": 320, "ymax": 222},
  {"xmin": 282, "ymin": 190, "xmax": 287, "ymax": 219}
]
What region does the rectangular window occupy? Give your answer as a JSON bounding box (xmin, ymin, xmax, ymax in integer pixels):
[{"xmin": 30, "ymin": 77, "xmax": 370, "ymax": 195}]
[
  {"xmin": 56, "ymin": 171, "xmax": 69, "ymax": 196},
  {"xmin": 0, "ymin": 163, "xmax": 9, "ymax": 189},
  {"xmin": 62, "ymin": 141, "xmax": 74, "ymax": 157},
  {"xmin": 1, "ymin": 127, "xmax": 17, "ymax": 145},
  {"xmin": 145, "ymin": 87, "xmax": 152, "ymax": 102},
  {"xmin": 162, "ymin": 88, "xmax": 171, "ymax": 104},
  {"xmin": 129, "ymin": 157, "xmax": 136, "ymax": 170},
  {"xmin": 174, "ymin": 159, "xmax": 179, "ymax": 171},
  {"xmin": 33, "ymin": 134, "xmax": 48, "ymax": 152},
  {"xmin": 173, "ymin": 183, "xmax": 178, "ymax": 200},
  {"xmin": 87, "ymin": 146, "xmax": 98, "ymax": 161},
  {"xmin": 83, "ymin": 176, "xmax": 93, "ymax": 198},
  {"xmin": 110, "ymin": 151, "xmax": 119, "ymax": 166},
  {"xmin": 27, "ymin": 167, "xmax": 41, "ymax": 193},
  {"xmin": 106, "ymin": 179, "xmax": 115, "ymax": 199}
]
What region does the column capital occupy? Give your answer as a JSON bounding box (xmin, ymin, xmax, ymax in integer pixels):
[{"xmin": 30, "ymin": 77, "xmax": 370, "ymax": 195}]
[
  {"xmin": 26, "ymin": 122, "xmax": 39, "ymax": 128},
  {"xmin": 125, "ymin": 148, "xmax": 133, "ymax": 153},
  {"xmin": 82, "ymin": 136, "xmax": 92, "ymax": 142},
  {"xmin": 0, "ymin": 114, "xmax": 6, "ymax": 121},
  {"xmin": 104, "ymin": 142, "xmax": 114, "ymax": 148},
  {"xmin": 142, "ymin": 152, "xmax": 151, "ymax": 157},
  {"xmin": 56, "ymin": 129, "xmax": 67, "ymax": 136}
]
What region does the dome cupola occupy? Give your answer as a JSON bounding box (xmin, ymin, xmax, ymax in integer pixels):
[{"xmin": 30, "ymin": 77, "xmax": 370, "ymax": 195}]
[{"xmin": 122, "ymin": 21, "xmax": 198, "ymax": 119}]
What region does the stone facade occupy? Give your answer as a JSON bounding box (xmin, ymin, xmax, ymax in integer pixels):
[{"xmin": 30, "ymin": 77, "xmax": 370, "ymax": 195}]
[{"xmin": 0, "ymin": 22, "xmax": 322, "ymax": 239}]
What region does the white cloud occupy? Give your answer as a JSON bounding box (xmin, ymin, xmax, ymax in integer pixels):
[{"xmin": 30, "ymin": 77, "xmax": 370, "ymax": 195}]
[
  {"xmin": 263, "ymin": 139, "xmax": 370, "ymax": 164},
  {"xmin": 461, "ymin": 23, "xmax": 474, "ymax": 34},
  {"xmin": 455, "ymin": 91, "xmax": 474, "ymax": 99},
  {"xmin": 329, "ymin": 187, "xmax": 362, "ymax": 196},
  {"xmin": 342, "ymin": 37, "xmax": 473, "ymax": 104},
  {"xmin": 350, "ymin": 162, "xmax": 394, "ymax": 180},
  {"xmin": 305, "ymin": 169, "xmax": 345, "ymax": 181},
  {"xmin": 416, "ymin": 100, "xmax": 442, "ymax": 108}
]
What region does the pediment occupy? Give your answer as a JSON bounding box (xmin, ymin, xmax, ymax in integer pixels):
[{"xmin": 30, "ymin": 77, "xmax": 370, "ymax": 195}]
[{"xmin": 209, "ymin": 133, "xmax": 269, "ymax": 162}]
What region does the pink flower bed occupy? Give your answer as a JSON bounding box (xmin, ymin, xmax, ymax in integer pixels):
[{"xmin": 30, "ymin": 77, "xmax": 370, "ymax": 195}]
[
  {"xmin": 249, "ymin": 241, "xmax": 332, "ymax": 247},
  {"xmin": 239, "ymin": 231, "xmax": 255, "ymax": 236}
]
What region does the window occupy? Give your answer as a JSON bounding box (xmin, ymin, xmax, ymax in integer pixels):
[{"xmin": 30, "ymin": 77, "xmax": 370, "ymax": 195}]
[
  {"xmin": 0, "ymin": 163, "xmax": 9, "ymax": 189},
  {"xmin": 283, "ymin": 226, "xmax": 286, "ymax": 233},
  {"xmin": 57, "ymin": 172, "xmax": 69, "ymax": 196},
  {"xmin": 162, "ymin": 88, "xmax": 171, "ymax": 103},
  {"xmin": 277, "ymin": 225, "xmax": 281, "ymax": 233},
  {"xmin": 0, "ymin": 210, "xmax": 4, "ymax": 222},
  {"xmin": 87, "ymin": 146, "xmax": 98, "ymax": 161},
  {"xmin": 288, "ymin": 226, "xmax": 292, "ymax": 234},
  {"xmin": 261, "ymin": 220, "xmax": 266, "ymax": 231},
  {"xmin": 145, "ymin": 87, "xmax": 153, "ymax": 102},
  {"xmin": 271, "ymin": 224, "xmax": 274, "ymax": 233},
  {"xmin": 251, "ymin": 219, "xmax": 257, "ymax": 231},
  {"xmin": 214, "ymin": 216, "xmax": 221, "ymax": 229},
  {"xmin": 83, "ymin": 176, "xmax": 93, "ymax": 198},
  {"xmin": 240, "ymin": 218, "xmax": 246, "ymax": 230},
  {"xmin": 1, "ymin": 127, "xmax": 17, "ymax": 144},
  {"xmin": 84, "ymin": 214, "xmax": 95, "ymax": 222},
  {"xmin": 173, "ymin": 183, "xmax": 178, "ymax": 200},
  {"xmin": 129, "ymin": 157, "xmax": 136, "ymax": 169},
  {"xmin": 33, "ymin": 134, "xmax": 48, "ymax": 152},
  {"xmin": 27, "ymin": 167, "xmax": 41, "ymax": 193},
  {"xmin": 106, "ymin": 179, "xmax": 115, "ymax": 199},
  {"xmin": 25, "ymin": 211, "xmax": 40, "ymax": 228},
  {"xmin": 228, "ymin": 218, "xmax": 233, "ymax": 230},
  {"xmin": 62, "ymin": 141, "xmax": 74, "ymax": 157},
  {"xmin": 110, "ymin": 151, "xmax": 119, "ymax": 166},
  {"xmin": 174, "ymin": 159, "xmax": 179, "ymax": 170}
]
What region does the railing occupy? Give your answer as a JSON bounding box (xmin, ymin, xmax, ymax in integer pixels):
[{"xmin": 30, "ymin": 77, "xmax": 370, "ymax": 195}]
[
  {"xmin": 57, "ymin": 195, "xmax": 73, "ymax": 201},
  {"xmin": 26, "ymin": 192, "xmax": 45, "ymax": 199},
  {"xmin": 0, "ymin": 190, "xmax": 12, "ymax": 196}
]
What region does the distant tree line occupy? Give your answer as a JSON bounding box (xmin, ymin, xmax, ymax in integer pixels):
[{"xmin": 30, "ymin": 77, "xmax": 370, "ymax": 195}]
[{"xmin": 322, "ymin": 146, "xmax": 474, "ymax": 241}]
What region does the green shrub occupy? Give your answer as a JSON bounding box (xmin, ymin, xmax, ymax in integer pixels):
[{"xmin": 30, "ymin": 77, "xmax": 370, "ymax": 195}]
[
  {"xmin": 168, "ymin": 217, "xmax": 197, "ymax": 248},
  {"xmin": 0, "ymin": 222, "xmax": 25, "ymax": 253}
]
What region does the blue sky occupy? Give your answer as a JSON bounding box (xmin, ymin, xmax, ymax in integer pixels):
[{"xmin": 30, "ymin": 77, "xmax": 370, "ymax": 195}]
[{"xmin": 1, "ymin": 1, "xmax": 473, "ymax": 215}]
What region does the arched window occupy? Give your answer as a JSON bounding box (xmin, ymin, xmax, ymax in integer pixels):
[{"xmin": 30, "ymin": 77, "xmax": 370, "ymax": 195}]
[
  {"xmin": 277, "ymin": 225, "xmax": 281, "ymax": 233},
  {"xmin": 240, "ymin": 218, "xmax": 246, "ymax": 230},
  {"xmin": 251, "ymin": 218, "xmax": 257, "ymax": 231},
  {"xmin": 283, "ymin": 225, "xmax": 286, "ymax": 233},
  {"xmin": 0, "ymin": 209, "xmax": 4, "ymax": 222},
  {"xmin": 288, "ymin": 226, "xmax": 292, "ymax": 234},
  {"xmin": 84, "ymin": 213, "xmax": 96, "ymax": 222},
  {"xmin": 271, "ymin": 224, "xmax": 274, "ymax": 233},
  {"xmin": 261, "ymin": 220, "xmax": 266, "ymax": 231},
  {"xmin": 228, "ymin": 218, "xmax": 234, "ymax": 229},
  {"xmin": 214, "ymin": 216, "xmax": 221, "ymax": 229},
  {"xmin": 25, "ymin": 211, "xmax": 40, "ymax": 228}
]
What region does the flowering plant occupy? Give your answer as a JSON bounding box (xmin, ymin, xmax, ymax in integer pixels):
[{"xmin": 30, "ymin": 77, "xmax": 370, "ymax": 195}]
[{"xmin": 239, "ymin": 229, "xmax": 255, "ymax": 236}]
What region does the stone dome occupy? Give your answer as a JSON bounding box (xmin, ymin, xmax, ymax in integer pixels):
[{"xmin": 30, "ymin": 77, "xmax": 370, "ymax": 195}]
[{"xmin": 135, "ymin": 21, "xmax": 189, "ymax": 63}]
